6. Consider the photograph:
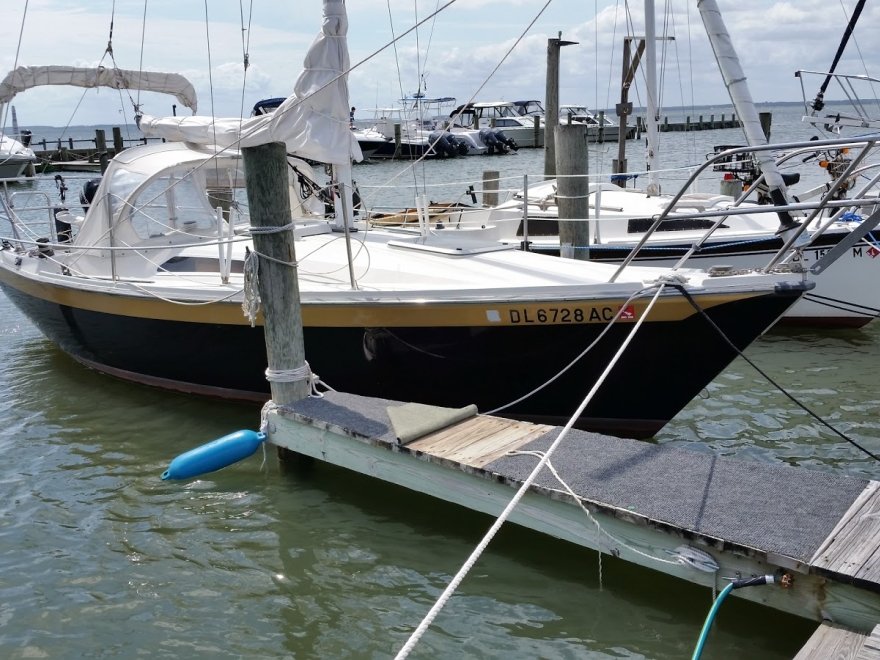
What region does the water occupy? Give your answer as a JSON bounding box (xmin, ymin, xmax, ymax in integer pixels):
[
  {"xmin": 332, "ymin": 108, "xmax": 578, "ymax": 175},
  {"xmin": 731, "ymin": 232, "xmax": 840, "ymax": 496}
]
[{"xmin": 0, "ymin": 103, "xmax": 877, "ymax": 658}]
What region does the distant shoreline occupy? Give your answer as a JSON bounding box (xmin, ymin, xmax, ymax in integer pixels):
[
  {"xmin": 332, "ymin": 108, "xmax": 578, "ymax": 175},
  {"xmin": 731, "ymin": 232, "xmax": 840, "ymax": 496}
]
[{"xmin": 14, "ymin": 99, "xmax": 862, "ymax": 132}]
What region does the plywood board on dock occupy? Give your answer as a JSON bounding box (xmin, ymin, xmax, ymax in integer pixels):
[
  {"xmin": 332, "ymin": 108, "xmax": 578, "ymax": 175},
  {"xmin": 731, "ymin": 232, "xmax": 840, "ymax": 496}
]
[
  {"xmin": 406, "ymin": 415, "xmax": 553, "ymax": 468},
  {"xmin": 269, "ymin": 391, "xmax": 880, "ymax": 631}
]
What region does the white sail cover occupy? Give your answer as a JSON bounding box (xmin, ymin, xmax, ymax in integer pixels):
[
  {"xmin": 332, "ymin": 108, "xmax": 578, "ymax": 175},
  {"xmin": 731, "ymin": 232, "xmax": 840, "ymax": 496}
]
[
  {"xmin": 139, "ymin": 0, "xmax": 361, "ymax": 165},
  {"xmin": 0, "ymin": 65, "xmax": 198, "ymax": 112}
]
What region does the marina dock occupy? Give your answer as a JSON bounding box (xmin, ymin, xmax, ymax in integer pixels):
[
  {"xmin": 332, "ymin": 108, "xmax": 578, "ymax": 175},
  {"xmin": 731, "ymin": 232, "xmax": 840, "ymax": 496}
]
[
  {"xmin": 265, "ymin": 390, "xmax": 880, "ymax": 653},
  {"xmin": 635, "ymin": 112, "xmax": 743, "ymax": 133}
]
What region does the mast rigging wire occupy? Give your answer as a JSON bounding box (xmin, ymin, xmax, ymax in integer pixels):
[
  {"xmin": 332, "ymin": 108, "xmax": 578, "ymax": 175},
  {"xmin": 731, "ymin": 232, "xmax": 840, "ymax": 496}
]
[{"xmin": 812, "ymin": 0, "xmax": 866, "ymax": 111}]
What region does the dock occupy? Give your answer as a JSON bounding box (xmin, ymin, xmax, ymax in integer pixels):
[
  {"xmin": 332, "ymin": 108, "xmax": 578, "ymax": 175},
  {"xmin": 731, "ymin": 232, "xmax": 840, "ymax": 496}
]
[
  {"xmin": 27, "ymin": 127, "xmax": 165, "ymax": 174},
  {"xmin": 635, "ymin": 112, "xmax": 743, "ymax": 133},
  {"xmin": 265, "ymin": 390, "xmax": 880, "ymax": 652},
  {"xmin": 794, "ymin": 622, "xmax": 880, "ymax": 659}
]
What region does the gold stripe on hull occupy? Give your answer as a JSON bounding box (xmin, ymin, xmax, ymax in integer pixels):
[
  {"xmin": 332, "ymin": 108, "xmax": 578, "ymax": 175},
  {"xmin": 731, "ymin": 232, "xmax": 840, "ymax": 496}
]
[{"xmin": 0, "ymin": 265, "xmax": 770, "ymax": 327}]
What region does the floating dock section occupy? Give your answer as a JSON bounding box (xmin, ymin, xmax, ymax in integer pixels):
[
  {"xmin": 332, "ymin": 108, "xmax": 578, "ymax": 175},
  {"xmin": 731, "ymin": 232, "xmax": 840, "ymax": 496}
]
[{"xmin": 266, "ymin": 390, "xmax": 880, "ymax": 646}]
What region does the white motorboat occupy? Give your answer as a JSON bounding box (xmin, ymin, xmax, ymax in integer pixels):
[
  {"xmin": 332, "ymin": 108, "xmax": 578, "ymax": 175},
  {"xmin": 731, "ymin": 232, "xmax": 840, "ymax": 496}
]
[
  {"xmin": 559, "ymin": 104, "xmax": 624, "ymax": 141},
  {"xmin": 254, "ymin": 96, "xmax": 391, "ymax": 159},
  {"xmin": 366, "ymin": 95, "xmax": 498, "ymax": 158},
  {"xmin": 449, "ymin": 101, "xmax": 544, "ymax": 148},
  {"xmin": 0, "ymin": 132, "xmax": 36, "ymax": 179}
]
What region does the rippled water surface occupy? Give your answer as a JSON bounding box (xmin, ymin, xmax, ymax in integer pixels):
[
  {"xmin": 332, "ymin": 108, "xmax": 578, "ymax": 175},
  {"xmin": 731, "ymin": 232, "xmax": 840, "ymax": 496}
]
[{"xmin": 0, "ymin": 104, "xmax": 876, "ymax": 658}]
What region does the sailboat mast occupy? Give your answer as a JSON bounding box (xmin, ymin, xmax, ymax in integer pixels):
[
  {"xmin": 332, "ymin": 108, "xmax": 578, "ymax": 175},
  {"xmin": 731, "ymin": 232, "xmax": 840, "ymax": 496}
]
[
  {"xmin": 697, "ymin": 0, "xmax": 797, "ymax": 231},
  {"xmin": 644, "ymin": 0, "xmax": 660, "ymax": 195}
]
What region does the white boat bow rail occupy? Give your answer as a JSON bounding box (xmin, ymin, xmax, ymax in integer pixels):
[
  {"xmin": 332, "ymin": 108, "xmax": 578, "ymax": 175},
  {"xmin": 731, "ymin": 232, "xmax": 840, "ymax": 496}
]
[{"xmin": 610, "ymin": 134, "xmax": 880, "ymax": 280}]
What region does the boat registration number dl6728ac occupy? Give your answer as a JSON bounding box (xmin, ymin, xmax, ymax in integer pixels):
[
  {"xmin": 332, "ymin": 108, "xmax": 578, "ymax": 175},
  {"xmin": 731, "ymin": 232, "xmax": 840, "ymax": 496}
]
[{"xmin": 491, "ymin": 305, "xmax": 637, "ymax": 325}]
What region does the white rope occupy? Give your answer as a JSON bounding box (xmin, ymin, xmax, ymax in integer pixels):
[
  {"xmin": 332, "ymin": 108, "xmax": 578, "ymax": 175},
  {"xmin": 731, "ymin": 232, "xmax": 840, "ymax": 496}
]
[
  {"xmin": 393, "ymin": 283, "xmax": 668, "ymax": 660},
  {"xmin": 246, "ymin": 221, "xmax": 298, "ymax": 235},
  {"xmin": 265, "ymin": 361, "xmax": 333, "ymax": 399},
  {"xmin": 507, "ymin": 449, "xmax": 681, "ymax": 571},
  {"xmin": 259, "ymin": 400, "xmax": 278, "ymax": 435},
  {"xmin": 264, "ymin": 363, "xmax": 313, "ymax": 383},
  {"xmin": 486, "ymin": 284, "xmax": 657, "ymax": 416}
]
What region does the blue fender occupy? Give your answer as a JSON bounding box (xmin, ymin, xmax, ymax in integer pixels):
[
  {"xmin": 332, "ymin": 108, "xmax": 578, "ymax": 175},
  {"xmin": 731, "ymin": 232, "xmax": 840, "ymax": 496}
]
[{"xmin": 162, "ymin": 429, "xmax": 266, "ymax": 480}]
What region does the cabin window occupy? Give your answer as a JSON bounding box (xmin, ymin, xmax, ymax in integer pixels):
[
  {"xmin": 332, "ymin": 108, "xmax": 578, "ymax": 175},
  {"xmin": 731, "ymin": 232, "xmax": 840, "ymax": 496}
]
[
  {"xmin": 627, "ymin": 217, "xmax": 728, "ymax": 233},
  {"xmin": 129, "ymin": 172, "xmax": 217, "ymax": 240}
]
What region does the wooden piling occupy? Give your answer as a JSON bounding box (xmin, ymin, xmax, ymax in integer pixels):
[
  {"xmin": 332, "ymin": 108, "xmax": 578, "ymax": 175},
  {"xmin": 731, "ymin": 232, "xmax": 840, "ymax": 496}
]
[
  {"xmin": 241, "ymin": 142, "xmax": 310, "ymax": 407},
  {"xmin": 482, "ymin": 170, "xmax": 500, "ymax": 208},
  {"xmin": 544, "ymin": 37, "xmax": 562, "ymax": 179},
  {"xmin": 393, "ymin": 124, "xmax": 402, "ymax": 158},
  {"xmin": 112, "ymin": 127, "xmax": 124, "ymax": 154},
  {"xmin": 544, "ymin": 34, "xmax": 576, "ymax": 179},
  {"xmin": 760, "ymin": 111, "xmax": 773, "ymax": 141},
  {"xmin": 555, "ymin": 124, "xmax": 589, "ymax": 260}
]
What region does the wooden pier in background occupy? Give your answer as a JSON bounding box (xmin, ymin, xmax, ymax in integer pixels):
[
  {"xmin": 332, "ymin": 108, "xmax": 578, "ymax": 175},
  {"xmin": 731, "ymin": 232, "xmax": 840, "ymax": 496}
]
[
  {"xmin": 265, "ymin": 390, "xmax": 880, "ymax": 656},
  {"xmin": 635, "ymin": 112, "xmax": 742, "ymax": 133},
  {"xmin": 29, "ymin": 127, "xmax": 163, "ymax": 173}
]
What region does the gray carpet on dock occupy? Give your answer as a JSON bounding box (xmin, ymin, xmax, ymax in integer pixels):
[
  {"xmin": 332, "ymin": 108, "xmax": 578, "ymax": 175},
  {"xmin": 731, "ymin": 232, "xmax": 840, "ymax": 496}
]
[
  {"xmin": 486, "ymin": 428, "xmax": 869, "ymax": 562},
  {"xmin": 286, "ymin": 391, "xmax": 400, "ymax": 443},
  {"xmin": 286, "ymin": 392, "xmax": 869, "ymax": 562}
]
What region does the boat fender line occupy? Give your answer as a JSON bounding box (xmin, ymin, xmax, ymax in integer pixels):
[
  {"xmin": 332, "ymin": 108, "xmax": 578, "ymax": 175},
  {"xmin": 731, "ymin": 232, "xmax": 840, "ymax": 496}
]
[
  {"xmin": 692, "ymin": 575, "xmax": 777, "ymax": 660},
  {"xmin": 161, "ymin": 429, "xmax": 266, "ymax": 480}
]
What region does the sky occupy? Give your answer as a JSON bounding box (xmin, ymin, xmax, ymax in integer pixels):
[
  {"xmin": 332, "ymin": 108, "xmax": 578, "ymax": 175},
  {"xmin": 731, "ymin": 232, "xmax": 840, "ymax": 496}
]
[{"xmin": 0, "ymin": 0, "xmax": 876, "ymax": 129}]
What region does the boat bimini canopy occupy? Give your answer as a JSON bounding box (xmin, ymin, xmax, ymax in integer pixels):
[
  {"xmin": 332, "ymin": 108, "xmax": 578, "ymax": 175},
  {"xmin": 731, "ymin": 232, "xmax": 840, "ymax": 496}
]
[{"xmin": 0, "ymin": 65, "xmax": 198, "ymax": 114}]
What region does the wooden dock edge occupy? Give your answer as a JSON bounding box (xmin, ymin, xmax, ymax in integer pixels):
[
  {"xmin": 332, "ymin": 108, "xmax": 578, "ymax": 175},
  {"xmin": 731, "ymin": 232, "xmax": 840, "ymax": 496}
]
[
  {"xmin": 268, "ymin": 409, "xmax": 880, "ymax": 632},
  {"xmin": 810, "ymin": 481, "xmax": 880, "ymax": 589},
  {"xmin": 794, "ymin": 622, "xmax": 880, "ymax": 659}
]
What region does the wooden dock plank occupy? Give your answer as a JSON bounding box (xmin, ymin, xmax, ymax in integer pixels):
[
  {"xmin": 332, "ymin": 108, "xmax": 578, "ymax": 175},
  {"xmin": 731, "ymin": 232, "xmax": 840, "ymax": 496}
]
[
  {"xmin": 406, "ymin": 416, "xmax": 553, "ymax": 467},
  {"xmin": 812, "ymin": 482, "xmax": 880, "ymax": 582},
  {"xmin": 794, "ymin": 623, "xmax": 868, "ymax": 659},
  {"xmin": 857, "ymin": 624, "xmax": 880, "ymax": 660}
]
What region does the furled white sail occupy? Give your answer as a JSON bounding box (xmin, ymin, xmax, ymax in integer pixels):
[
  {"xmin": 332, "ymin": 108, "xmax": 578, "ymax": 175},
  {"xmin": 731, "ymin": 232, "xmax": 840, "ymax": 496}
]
[
  {"xmin": 0, "ymin": 65, "xmax": 198, "ymax": 112},
  {"xmin": 139, "ymin": 0, "xmax": 361, "ymax": 165}
]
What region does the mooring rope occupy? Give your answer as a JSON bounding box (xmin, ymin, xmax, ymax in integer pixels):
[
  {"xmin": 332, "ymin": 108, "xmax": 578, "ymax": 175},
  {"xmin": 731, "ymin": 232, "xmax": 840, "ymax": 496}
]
[
  {"xmin": 485, "ymin": 278, "xmax": 685, "ymax": 416},
  {"xmin": 393, "ymin": 282, "xmax": 668, "ymax": 660}
]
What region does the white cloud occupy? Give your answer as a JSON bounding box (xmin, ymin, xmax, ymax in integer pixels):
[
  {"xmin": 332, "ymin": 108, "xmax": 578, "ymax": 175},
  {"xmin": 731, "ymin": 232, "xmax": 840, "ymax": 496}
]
[{"xmin": 0, "ymin": 0, "xmax": 874, "ymax": 129}]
